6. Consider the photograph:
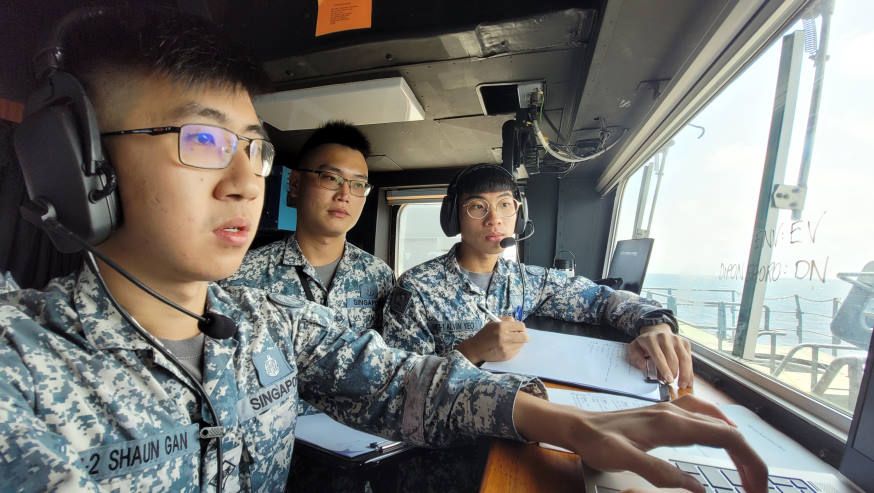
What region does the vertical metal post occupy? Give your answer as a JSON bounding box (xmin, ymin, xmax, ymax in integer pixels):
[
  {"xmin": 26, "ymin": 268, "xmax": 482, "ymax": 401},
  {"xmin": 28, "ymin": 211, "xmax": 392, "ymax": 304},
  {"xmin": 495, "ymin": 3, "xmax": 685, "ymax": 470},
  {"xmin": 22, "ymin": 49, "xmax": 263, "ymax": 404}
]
[
  {"xmin": 632, "ymin": 163, "xmax": 653, "ymax": 239},
  {"xmin": 793, "ymin": 0, "xmax": 833, "ymax": 221},
  {"xmin": 733, "ymin": 32, "xmax": 805, "ymax": 359}
]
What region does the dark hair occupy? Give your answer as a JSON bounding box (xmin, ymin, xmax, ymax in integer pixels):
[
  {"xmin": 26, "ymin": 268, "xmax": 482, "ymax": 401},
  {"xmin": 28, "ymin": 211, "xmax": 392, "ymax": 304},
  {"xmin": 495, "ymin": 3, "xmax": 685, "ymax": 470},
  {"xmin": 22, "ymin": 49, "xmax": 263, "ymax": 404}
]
[
  {"xmin": 56, "ymin": 6, "xmax": 270, "ymax": 98},
  {"xmin": 294, "ymin": 121, "xmax": 371, "ymax": 168},
  {"xmin": 455, "ymin": 165, "xmax": 517, "ymax": 199}
]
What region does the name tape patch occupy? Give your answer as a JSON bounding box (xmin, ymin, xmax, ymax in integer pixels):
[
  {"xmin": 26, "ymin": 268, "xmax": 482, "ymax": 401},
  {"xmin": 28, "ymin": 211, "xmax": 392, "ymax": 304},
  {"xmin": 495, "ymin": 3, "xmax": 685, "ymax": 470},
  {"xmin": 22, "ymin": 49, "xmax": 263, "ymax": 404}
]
[
  {"xmin": 248, "ymin": 376, "xmax": 297, "ymax": 413},
  {"xmin": 427, "ymin": 320, "xmax": 478, "ymax": 333},
  {"xmin": 79, "ymin": 424, "xmax": 198, "ymax": 480}
]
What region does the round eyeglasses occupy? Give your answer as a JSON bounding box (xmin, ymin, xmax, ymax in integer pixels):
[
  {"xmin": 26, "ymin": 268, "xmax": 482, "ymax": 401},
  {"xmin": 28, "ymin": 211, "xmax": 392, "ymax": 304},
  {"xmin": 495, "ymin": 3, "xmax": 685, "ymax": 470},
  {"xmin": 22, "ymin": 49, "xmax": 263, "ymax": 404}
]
[
  {"xmin": 101, "ymin": 123, "xmax": 275, "ymax": 177},
  {"xmin": 297, "ymin": 168, "xmax": 372, "ymax": 197},
  {"xmin": 462, "ymin": 197, "xmax": 521, "ymax": 220}
]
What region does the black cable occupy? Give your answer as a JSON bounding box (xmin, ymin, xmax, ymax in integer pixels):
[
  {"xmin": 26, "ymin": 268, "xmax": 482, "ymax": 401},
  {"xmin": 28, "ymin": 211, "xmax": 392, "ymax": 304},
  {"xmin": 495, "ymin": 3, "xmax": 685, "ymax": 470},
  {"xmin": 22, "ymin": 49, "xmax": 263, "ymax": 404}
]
[{"xmin": 84, "ymin": 253, "xmax": 227, "ymax": 492}]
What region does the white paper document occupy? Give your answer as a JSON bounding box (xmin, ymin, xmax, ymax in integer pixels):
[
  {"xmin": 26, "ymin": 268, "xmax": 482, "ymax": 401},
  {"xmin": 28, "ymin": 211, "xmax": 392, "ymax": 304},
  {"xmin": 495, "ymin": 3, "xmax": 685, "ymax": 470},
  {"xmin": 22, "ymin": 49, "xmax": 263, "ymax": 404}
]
[{"xmin": 481, "ymin": 328, "xmax": 663, "ymax": 401}]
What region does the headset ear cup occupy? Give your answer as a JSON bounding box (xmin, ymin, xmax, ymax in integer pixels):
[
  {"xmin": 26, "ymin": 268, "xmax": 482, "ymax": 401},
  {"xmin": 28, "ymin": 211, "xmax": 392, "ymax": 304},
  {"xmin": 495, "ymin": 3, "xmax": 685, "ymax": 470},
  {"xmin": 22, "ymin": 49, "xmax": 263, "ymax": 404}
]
[
  {"xmin": 14, "ymin": 71, "xmax": 119, "ymax": 252},
  {"xmin": 440, "ymin": 194, "xmax": 458, "ymax": 237}
]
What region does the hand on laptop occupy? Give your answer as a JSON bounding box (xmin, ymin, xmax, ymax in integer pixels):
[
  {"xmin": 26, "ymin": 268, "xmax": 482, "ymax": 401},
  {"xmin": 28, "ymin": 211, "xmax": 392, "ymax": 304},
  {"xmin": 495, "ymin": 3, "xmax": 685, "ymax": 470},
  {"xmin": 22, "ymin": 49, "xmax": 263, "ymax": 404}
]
[
  {"xmin": 513, "ymin": 393, "xmax": 768, "ymax": 493},
  {"xmin": 456, "ymin": 317, "xmax": 529, "ymax": 364},
  {"xmin": 629, "ymin": 324, "xmax": 694, "ymax": 388}
]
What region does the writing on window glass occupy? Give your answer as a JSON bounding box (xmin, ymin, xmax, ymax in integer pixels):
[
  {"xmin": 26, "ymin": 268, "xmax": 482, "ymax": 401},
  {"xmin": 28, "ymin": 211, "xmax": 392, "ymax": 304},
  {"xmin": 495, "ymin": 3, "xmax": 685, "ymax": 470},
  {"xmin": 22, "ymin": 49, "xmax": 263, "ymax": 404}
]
[{"xmin": 719, "ymin": 211, "xmax": 830, "ymax": 283}]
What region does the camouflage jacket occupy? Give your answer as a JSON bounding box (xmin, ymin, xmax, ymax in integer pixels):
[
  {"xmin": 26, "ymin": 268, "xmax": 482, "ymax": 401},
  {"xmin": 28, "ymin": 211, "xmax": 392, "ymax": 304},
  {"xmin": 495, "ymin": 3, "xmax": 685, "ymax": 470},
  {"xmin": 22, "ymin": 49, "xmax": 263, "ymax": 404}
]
[
  {"xmin": 382, "ymin": 243, "xmax": 676, "ymax": 356},
  {"xmin": 0, "ymin": 267, "xmax": 544, "ymax": 492},
  {"xmin": 221, "ymin": 233, "xmax": 393, "ymax": 334}
]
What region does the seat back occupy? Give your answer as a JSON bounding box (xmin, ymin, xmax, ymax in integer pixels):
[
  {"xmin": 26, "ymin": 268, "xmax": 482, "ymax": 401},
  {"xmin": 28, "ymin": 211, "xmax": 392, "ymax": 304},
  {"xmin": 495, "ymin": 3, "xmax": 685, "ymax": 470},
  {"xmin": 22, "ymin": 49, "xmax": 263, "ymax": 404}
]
[{"xmin": 831, "ymin": 261, "xmax": 874, "ymax": 349}]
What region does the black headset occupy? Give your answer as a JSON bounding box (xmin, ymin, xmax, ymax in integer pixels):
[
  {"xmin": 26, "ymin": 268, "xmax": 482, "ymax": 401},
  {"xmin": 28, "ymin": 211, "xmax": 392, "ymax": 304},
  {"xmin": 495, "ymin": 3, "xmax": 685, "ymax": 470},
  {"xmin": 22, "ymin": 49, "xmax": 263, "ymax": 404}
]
[
  {"xmin": 14, "ymin": 47, "xmax": 120, "ymax": 254},
  {"xmin": 440, "ymin": 164, "xmax": 529, "ymax": 237}
]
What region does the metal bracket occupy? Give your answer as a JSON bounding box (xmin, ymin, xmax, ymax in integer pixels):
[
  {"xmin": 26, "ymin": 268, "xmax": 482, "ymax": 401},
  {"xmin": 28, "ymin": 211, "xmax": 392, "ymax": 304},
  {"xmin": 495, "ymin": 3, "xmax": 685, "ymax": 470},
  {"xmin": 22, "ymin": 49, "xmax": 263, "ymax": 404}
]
[{"xmin": 771, "ymin": 184, "xmax": 807, "ymax": 210}]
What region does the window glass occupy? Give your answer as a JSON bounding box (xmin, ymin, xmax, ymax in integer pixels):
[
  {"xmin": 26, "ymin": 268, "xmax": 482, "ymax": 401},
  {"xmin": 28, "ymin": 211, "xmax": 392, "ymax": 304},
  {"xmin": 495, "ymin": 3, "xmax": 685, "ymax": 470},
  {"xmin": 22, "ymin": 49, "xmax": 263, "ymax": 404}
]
[
  {"xmin": 615, "ymin": 0, "xmax": 873, "ymax": 419},
  {"xmin": 395, "ymin": 202, "xmax": 517, "ymax": 275}
]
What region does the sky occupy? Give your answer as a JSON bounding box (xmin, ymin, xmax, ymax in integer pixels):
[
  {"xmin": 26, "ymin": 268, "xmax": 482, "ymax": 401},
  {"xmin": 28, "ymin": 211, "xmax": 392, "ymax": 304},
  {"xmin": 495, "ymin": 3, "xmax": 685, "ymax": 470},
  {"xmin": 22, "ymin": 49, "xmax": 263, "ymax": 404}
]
[{"xmin": 615, "ymin": 0, "xmax": 874, "ymax": 285}]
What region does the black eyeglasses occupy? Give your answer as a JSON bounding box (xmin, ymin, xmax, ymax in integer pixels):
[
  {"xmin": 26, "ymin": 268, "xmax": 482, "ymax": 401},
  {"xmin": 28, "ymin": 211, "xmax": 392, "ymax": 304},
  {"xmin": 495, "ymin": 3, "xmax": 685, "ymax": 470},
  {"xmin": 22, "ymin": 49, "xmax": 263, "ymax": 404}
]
[
  {"xmin": 462, "ymin": 197, "xmax": 521, "ymax": 220},
  {"xmin": 298, "ymin": 168, "xmax": 372, "ymax": 197},
  {"xmin": 101, "ymin": 123, "xmax": 275, "ymax": 177}
]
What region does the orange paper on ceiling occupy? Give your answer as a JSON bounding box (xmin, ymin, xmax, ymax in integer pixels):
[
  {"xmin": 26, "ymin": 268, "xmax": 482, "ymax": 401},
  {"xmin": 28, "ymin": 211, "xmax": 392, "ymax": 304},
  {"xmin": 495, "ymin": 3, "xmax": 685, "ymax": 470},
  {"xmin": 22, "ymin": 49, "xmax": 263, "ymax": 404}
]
[{"xmin": 316, "ymin": 0, "xmax": 372, "ymax": 37}]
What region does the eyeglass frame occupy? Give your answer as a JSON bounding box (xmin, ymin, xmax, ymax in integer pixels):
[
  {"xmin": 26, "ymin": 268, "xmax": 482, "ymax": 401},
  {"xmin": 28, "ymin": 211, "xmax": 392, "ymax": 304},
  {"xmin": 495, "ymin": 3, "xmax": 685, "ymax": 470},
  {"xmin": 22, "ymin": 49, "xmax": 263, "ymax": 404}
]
[
  {"xmin": 100, "ymin": 123, "xmax": 275, "ymax": 177},
  {"xmin": 461, "ymin": 196, "xmax": 522, "ymax": 220},
  {"xmin": 296, "ymin": 168, "xmax": 373, "ymax": 197}
]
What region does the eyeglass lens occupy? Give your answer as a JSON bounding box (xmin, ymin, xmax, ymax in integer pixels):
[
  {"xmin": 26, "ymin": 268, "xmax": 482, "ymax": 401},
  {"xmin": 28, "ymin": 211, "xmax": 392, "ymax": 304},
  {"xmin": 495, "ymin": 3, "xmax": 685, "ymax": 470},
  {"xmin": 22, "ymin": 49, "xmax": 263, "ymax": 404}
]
[
  {"xmin": 318, "ymin": 171, "xmax": 371, "ymax": 196},
  {"xmin": 465, "ymin": 198, "xmax": 519, "ymax": 219},
  {"xmin": 179, "ymin": 124, "xmax": 274, "ymax": 176}
]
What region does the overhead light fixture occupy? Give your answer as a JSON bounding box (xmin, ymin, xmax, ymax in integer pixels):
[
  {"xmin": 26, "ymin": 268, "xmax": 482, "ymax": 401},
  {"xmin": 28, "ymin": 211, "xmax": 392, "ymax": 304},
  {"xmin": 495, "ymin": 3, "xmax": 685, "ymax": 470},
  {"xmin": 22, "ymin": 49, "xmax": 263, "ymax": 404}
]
[{"xmin": 254, "ymin": 77, "xmax": 425, "ymax": 131}]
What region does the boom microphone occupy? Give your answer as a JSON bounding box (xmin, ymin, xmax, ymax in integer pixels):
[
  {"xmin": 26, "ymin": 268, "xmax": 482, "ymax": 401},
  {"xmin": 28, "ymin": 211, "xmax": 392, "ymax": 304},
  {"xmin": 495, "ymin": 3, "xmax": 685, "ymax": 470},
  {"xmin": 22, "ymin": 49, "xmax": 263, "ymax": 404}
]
[
  {"xmin": 500, "ymin": 220, "xmax": 536, "ymax": 248},
  {"xmin": 22, "ymin": 200, "xmax": 238, "ymax": 339}
]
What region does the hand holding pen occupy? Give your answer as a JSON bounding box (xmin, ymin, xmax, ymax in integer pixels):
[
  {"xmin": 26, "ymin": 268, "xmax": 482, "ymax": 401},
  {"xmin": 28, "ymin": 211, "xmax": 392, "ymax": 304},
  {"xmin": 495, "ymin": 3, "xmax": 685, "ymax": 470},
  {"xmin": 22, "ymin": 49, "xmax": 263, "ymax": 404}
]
[{"xmin": 455, "ymin": 304, "xmax": 530, "ymax": 365}]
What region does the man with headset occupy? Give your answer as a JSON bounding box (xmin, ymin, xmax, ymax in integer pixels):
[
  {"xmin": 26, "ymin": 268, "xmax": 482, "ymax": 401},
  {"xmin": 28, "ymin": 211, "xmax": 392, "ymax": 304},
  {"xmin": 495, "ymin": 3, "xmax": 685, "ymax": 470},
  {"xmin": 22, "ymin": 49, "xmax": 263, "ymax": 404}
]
[
  {"xmin": 222, "ymin": 121, "xmax": 393, "ymax": 336},
  {"xmin": 382, "ymin": 164, "xmax": 695, "ymax": 389},
  {"xmin": 0, "ymin": 6, "xmax": 765, "ymax": 493}
]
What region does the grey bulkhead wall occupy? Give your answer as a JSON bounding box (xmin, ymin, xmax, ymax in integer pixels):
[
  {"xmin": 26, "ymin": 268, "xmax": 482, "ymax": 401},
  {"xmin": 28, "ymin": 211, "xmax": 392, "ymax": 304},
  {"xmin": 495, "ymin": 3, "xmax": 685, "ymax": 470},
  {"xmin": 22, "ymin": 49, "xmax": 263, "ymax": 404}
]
[{"xmin": 523, "ymin": 170, "xmax": 615, "ymax": 280}]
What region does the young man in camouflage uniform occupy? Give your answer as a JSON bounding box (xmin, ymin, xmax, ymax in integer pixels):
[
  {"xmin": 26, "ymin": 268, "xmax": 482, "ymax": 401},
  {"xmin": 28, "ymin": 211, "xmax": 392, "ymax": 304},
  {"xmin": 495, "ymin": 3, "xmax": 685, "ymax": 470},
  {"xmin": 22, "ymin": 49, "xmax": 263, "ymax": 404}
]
[
  {"xmin": 222, "ymin": 122, "xmax": 392, "ymax": 334},
  {"xmin": 383, "ymin": 164, "xmax": 696, "ymax": 389},
  {"xmin": 0, "ymin": 7, "xmax": 766, "ymax": 493}
]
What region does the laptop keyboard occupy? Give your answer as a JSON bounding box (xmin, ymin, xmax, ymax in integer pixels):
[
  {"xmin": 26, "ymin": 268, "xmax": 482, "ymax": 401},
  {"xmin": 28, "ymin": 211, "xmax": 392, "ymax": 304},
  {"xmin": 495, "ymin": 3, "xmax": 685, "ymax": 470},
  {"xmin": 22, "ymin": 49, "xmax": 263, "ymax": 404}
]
[{"xmin": 672, "ymin": 460, "xmax": 820, "ymax": 493}]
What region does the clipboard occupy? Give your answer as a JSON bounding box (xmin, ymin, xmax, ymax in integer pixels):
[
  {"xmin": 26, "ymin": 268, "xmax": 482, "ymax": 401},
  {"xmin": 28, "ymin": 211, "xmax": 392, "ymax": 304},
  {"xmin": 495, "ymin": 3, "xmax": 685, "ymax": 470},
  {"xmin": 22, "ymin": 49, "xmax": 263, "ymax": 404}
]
[
  {"xmin": 482, "ymin": 329, "xmax": 670, "ymax": 402},
  {"xmin": 294, "ymin": 412, "xmax": 414, "ymax": 468}
]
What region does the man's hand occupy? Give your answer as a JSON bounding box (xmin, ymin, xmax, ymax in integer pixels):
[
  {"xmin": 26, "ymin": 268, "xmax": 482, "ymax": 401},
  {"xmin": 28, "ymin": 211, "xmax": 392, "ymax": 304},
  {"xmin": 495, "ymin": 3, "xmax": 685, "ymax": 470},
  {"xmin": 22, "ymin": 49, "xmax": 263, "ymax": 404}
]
[
  {"xmin": 456, "ymin": 317, "xmax": 529, "ymax": 364},
  {"xmin": 629, "ymin": 324, "xmax": 694, "ymax": 388},
  {"xmin": 513, "ymin": 393, "xmax": 767, "ymax": 493}
]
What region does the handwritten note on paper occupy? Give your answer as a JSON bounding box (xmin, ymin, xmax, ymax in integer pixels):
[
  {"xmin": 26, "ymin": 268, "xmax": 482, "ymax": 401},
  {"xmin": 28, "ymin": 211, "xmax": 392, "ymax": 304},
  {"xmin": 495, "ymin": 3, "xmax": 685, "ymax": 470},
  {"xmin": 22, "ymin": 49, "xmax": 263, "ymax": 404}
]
[
  {"xmin": 316, "ymin": 0, "xmax": 372, "ymax": 37},
  {"xmin": 482, "ymin": 328, "xmax": 663, "ymax": 401}
]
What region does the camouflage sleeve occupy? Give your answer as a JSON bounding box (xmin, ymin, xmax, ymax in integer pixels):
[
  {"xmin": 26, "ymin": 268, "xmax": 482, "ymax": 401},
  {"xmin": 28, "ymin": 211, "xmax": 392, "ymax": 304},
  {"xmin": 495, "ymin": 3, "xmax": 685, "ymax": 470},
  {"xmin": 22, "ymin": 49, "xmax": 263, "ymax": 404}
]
[
  {"xmin": 0, "ymin": 318, "xmax": 100, "ymax": 491},
  {"xmin": 282, "ymin": 299, "xmax": 547, "ymax": 447},
  {"xmin": 371, "ymin": 264, "xmax": 396, "ymax": 336},
  {"xmin": 380, "ymin": 281, "xmax": 436, "ymax": 355},
  {"xmin": 530, "ymin": 268, "xmax": 674, "ymax": 338}
]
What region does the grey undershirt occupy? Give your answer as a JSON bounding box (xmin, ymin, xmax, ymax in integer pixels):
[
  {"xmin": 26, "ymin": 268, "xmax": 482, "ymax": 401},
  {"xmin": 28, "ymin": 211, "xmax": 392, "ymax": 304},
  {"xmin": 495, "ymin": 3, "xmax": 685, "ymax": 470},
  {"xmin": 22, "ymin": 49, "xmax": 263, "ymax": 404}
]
[
  {"xmin": 461, "ymin": 267, "xmax": 494, "ymax": 293},
  {"xmin": 159, "ymin": 332, "xmax": 205, "ymax": 381},
  {"xmin": 313, "ymin": 256, "xmax": 342, "ymax": 289}
]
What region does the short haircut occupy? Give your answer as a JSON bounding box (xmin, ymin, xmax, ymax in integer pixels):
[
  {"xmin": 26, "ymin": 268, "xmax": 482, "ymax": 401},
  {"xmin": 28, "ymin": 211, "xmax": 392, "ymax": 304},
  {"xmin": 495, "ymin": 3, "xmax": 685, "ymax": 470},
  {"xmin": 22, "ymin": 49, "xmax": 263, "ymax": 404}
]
[
  {"xmin": 455, "ymin": 165, "xmax": 517, "ymax": 199},
  {"xmin": 294, "ymin": 121, "xmax": 371, "ymax": 169},
  {"xmin": 57, "ymin": 6, "xmax": 270, "ymax": 99}
]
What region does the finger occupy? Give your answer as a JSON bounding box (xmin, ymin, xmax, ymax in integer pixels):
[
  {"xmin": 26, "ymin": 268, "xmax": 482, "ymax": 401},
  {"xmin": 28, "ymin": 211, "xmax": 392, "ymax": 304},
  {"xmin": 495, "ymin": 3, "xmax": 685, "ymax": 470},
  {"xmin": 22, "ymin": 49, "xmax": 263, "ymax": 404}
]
[
  {"xmin": 676, "ymin": 340, "xmax": 694, "ymax": 388},
  {"xmin": 627, "ymin": 340, "xmax": 649, "ymax": 369},
  {"xmin": 642, "ymin": 341, "xmax": 674, "ymax": 384},
  {"xmin": 594, "ymin": 439, "xmax": 705, "ymax": 493}
]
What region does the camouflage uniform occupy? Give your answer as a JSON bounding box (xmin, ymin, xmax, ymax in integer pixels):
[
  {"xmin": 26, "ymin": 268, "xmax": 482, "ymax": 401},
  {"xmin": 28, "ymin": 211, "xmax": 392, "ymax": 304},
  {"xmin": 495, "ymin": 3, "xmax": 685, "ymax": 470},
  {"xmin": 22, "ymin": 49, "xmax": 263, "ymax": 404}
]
[
  {"xmin": 222, "ymin": 233, "xmax": 393, "ymax": 333},
  {"xmin": 222, "ymin": 233, "xmax": 395, "ymax": 418},
  {"xmin": 0, "ymin": 267, "xmax": 545, "ymax": 492},
  {"xmin": 383, "ymin": 243, "xmax": 676, "ymax": 356}
]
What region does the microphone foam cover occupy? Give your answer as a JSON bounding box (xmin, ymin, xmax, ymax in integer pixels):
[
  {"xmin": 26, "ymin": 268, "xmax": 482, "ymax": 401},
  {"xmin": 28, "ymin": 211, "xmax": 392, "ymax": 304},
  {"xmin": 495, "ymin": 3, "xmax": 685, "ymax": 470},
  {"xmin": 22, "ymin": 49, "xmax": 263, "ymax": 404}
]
[
  {"xmin": 500, "ymin": 237, "xmax": 516, "ymax": 248},
  {"xmin": 198, "ymin": 313, "xmax": 238, "ymax": 340}
]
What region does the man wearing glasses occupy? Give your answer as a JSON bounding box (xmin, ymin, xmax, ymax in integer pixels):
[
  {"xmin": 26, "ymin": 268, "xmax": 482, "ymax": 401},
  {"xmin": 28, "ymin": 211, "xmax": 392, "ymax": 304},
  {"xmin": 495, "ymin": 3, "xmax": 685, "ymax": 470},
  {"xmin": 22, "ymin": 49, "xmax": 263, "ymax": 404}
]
[
  {"xmin": 222, "ymin": 122, "xmax": 393, "ymax": 337},
  {"xmin": 382, "ymin": 164, "xmax": 696, "ymax": 389}
]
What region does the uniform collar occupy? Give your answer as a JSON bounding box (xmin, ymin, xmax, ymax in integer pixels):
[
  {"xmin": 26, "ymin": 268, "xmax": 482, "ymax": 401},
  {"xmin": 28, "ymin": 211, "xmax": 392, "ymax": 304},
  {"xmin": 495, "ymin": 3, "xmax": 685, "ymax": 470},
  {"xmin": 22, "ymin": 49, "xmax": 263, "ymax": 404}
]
[
  {"xmin": 75, "ymin": 266, "xmax": 237, "ymax": 352},
  {"xmin": 444, "ymin": 242, "xmax": 511, "ymax": 294},
  {"xmin": 75, "ymin": 266, "xmax": 155, "ymax": 352},
  {"xmin": 280, "ymin": 232, "xmax": 359, "ymax": 272}
]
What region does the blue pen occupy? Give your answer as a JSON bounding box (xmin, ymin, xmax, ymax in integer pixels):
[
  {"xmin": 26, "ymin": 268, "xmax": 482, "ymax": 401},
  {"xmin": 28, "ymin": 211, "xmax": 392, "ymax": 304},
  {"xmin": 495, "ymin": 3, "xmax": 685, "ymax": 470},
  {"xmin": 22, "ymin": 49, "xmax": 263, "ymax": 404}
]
[{"xmin": 514, "ymin": 306, "xmax": 523, "ymax": 321}]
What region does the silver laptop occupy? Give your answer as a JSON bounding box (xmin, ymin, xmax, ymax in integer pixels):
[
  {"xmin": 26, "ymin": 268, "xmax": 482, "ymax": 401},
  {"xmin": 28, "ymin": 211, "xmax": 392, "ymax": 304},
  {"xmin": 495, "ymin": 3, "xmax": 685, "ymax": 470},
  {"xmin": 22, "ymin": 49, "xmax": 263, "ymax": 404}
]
[{"xmin": 584, "ymin": 340, "xmax": 874, "ymax": 493}]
